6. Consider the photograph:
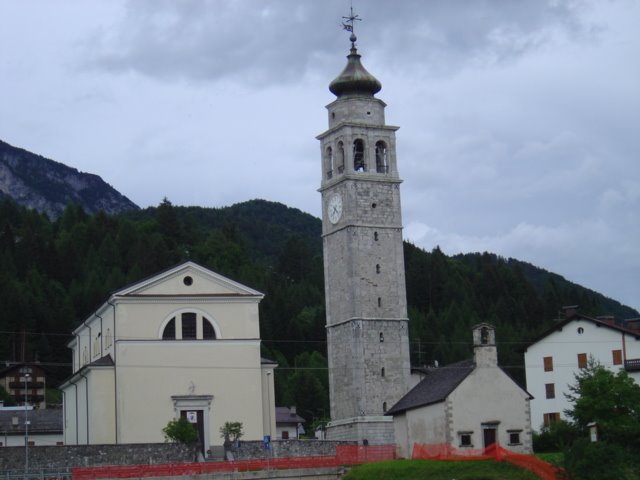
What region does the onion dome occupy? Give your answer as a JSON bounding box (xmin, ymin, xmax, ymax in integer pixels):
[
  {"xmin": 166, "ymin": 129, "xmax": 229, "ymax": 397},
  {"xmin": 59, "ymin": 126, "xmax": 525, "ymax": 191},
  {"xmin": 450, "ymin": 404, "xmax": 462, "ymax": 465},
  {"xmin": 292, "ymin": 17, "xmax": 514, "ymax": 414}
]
[{"xmin": 329, "ymin": 34, "xmax": 381, "ymax": 98}]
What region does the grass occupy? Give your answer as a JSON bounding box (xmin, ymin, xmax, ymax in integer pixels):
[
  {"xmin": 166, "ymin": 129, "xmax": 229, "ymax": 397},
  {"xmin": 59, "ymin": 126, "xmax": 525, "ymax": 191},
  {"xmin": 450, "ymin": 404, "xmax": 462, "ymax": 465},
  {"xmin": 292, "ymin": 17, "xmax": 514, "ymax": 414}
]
[
  {"xmin": 535, "ymin": 452, "xmax": 564, "ymax": 467},
  {"xmin": 343, "ymin": 459, "xmax": 542, "ymax": 480}
]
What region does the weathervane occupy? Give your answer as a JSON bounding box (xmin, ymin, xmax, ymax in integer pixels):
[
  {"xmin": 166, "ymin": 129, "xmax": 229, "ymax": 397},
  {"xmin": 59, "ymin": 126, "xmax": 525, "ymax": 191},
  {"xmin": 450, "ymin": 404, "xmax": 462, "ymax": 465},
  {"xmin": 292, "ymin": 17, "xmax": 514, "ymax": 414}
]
[{"xmin": 341, "ymin": 3, "xmax": 361, "ymax": 47}]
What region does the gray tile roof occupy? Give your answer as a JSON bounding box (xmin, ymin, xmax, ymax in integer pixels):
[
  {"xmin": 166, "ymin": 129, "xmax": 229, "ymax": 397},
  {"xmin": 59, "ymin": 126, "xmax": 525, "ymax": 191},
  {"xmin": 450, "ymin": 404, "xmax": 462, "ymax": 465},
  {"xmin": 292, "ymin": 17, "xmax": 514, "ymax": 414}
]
[
  {"xmin": 386, "ymin": 359, "xmax": 475, "ymax": 415},
  {"xmin": 275, "ymin": 407, "xmax": 305, "ymax": 425},
  {"xmin": 0, "ymin": 409, "xmax": 63, "ymax": 434}
]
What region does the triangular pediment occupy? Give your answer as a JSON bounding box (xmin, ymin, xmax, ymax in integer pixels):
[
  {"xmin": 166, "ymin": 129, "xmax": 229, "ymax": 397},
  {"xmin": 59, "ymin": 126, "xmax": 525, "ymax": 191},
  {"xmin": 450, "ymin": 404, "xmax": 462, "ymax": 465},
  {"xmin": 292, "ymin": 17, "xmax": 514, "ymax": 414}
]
[{"xmin": 114, "ymin": 261, "xmax": 263, "ymax": 298}]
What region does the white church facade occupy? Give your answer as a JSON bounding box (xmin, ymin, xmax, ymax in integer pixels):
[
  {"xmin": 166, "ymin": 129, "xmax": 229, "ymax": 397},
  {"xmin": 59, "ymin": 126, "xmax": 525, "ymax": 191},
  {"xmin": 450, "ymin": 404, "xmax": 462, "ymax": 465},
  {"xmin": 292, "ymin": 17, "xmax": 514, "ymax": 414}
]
[{"xmin": 60, "ymin": 261, "xmax": 276, "ymax": 454}]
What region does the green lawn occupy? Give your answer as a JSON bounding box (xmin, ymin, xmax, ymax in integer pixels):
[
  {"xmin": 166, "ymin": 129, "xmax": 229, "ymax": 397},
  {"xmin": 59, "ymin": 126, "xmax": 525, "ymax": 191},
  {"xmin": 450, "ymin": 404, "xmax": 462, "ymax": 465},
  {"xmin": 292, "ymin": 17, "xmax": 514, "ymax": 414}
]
[
  {"xmin": 535, "ymin": 452, "xmax": 564, "ymax": 467},
  {"xmin": 343, "ymin": 459, "xmax": 542, "ymax": 480}
]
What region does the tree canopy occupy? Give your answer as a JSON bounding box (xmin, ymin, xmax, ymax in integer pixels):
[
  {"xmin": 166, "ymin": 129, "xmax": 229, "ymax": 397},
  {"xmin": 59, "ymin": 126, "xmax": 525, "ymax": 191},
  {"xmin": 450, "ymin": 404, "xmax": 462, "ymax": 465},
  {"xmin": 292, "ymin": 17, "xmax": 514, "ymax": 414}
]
[{"xmin": 0, "ymin": 197, "xmax": 636, "ymax": 424}]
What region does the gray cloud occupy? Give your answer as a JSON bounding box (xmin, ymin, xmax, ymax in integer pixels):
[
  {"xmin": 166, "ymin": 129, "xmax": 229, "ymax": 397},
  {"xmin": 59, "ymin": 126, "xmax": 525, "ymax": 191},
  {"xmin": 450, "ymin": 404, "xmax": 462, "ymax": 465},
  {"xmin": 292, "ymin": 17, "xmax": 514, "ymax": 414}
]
[{"xmin": 84, "ymin": 0, "xmax": 597, "ymax": 84}]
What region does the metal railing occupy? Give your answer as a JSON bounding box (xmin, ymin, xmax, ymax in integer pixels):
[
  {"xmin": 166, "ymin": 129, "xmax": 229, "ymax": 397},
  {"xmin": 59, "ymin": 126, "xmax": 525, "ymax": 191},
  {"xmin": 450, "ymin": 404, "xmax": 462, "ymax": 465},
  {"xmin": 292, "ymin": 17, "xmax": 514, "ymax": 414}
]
[
  {"xmin": 1, "ymin": 469, "xmax": 71, "ymax": 480},
  {"xmin": 625, "ymin": 358, "xmax": 640, "ymax": 371}
]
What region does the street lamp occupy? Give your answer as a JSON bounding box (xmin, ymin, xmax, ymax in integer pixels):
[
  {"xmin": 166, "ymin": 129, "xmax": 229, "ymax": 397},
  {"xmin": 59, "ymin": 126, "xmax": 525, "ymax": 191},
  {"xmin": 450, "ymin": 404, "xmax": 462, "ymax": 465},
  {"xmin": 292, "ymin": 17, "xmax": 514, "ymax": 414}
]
[
  {"xmin": 20, "ymin": 367, "xmax": 32, "ymax": 475},
  {"xmin": 265, "ymin": 371, "xmax": 272, "ymax": 438}
]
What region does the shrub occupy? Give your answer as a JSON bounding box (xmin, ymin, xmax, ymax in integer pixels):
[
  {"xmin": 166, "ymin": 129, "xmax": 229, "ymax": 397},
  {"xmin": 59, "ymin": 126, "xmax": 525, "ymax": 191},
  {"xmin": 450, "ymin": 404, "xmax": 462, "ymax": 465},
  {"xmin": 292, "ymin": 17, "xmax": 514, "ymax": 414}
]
[
  {"xmin": 162, "ymin": 417, "xmax": 198, "ymax": 445},
  {"xmin": 564, "ymin": 438, "xmax": 639, "ymax": 480},
  {"xmin": 532, "ymin": 420, "xmax": 579, "ymax": 453}
]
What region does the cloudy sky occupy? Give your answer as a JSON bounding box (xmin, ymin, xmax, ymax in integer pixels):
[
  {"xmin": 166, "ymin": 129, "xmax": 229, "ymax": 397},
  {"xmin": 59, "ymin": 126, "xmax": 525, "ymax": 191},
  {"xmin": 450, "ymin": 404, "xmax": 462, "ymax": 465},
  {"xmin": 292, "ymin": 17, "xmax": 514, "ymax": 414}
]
[{"xmin": 1, "ymin": 0, "xmax": 638, "ymax": 312}]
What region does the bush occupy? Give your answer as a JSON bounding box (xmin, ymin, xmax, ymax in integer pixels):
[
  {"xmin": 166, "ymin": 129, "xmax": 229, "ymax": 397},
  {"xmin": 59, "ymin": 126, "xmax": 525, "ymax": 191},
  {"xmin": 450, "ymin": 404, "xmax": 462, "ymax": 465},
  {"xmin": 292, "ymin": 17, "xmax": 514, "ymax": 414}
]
[
  {"xmin": 162, "ymin": 417, "xmax": 198, "ymax": 445},
  {"xmin": 532, "ymin": 420, "xmax": 579, "ymax": 453},
  {"xmin": 564, "ymin": 438, "xmax": 639, "ymax": 480}
]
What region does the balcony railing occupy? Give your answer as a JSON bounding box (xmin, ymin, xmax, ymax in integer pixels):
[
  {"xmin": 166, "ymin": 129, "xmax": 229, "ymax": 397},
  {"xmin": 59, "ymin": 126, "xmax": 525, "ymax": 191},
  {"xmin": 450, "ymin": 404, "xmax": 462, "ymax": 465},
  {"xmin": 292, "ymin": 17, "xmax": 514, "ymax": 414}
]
[
  {"xmin": 625, "ymin": 358, "xmax": 640, "ymax": 372},
  {"xmin": 9, "ymin": 381, "xmax": 44, "ymax": 389}
]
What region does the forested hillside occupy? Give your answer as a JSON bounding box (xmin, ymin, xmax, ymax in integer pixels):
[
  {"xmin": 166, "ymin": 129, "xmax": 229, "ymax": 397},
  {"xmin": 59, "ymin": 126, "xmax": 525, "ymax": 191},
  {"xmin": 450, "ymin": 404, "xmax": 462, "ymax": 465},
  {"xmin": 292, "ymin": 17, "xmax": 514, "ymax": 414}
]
[{"xmin": 0, "ymin": 197, "xmax": 636, "ymax": 425}]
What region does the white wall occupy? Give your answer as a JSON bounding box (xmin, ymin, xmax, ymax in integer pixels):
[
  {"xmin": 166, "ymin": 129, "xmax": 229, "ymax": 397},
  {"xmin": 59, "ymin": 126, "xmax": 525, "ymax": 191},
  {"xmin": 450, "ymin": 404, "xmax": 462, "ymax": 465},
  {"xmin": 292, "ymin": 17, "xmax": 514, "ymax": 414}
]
[
  {"xmin": 525, "ymin": 319, "xmax": 640, "ymax": 431},
  {"xmin": 450, "ymin": 366, "xmax": 532, "ymax": 453},
  {"xmin": 1, "ymin": 433, "xmax": 63, "ymax": 447}
]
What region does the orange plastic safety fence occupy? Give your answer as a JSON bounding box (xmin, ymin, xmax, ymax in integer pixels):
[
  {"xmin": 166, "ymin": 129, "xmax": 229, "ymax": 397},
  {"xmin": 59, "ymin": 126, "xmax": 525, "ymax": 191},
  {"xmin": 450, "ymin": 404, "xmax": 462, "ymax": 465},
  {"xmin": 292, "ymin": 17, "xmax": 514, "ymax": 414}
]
[
  {"xmin": 411, "ymin": 443, "xmax": 563, "ymax": 480},
  {"xmin": 72, "ymin": 445, "xmax": 397, "ymax": 480}
]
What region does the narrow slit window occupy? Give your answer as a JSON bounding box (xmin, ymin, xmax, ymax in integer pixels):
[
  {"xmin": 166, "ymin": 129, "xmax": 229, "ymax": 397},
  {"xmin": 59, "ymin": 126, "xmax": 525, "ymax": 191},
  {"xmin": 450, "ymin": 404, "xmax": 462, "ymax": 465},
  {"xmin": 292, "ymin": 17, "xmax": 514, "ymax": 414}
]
[
  {"xmin": 376, "ymin": 264, "xmax": 381, "ymax": 274},
  {"xmin": 353, "ymin": 139, "xmax": 365, "ymax": 172},
  {"xmin": 379, "ymin": 332, "xmax": 384, "ymax": 343},
  {"xmin": 378, "ymin": 297, "xmax": 382, "ymax": 307}
]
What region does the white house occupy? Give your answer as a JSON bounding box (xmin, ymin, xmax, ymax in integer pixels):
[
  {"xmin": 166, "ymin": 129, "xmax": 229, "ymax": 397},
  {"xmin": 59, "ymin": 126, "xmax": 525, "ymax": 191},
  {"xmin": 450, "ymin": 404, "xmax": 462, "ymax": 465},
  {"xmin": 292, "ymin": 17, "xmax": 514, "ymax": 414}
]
[
  {"xmin": 524, "ymin": 306, "xmax": 640, "ymax": 431},
  {"xmin": 0, "ymin": 408, "xmax": 63, "ymax": 447},
  {"xmin": 275, "ymin": 406, "xmax": 305, "ymax": 440},
  {"xmin": 60, "ymin": 261, "xmax": 277, "ymax": 456},
  {"xmin": 388, "ymin": 324, "xmax": 532, "ymax": 458}
]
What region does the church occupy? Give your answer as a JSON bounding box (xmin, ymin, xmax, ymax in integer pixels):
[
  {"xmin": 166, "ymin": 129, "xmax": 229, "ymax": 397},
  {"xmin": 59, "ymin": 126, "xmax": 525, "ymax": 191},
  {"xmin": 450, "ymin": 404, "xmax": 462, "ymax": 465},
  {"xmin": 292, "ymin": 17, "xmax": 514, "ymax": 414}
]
[{"xmin": 60, "ymin": 261, "xmax": 276, "ymax": 456}]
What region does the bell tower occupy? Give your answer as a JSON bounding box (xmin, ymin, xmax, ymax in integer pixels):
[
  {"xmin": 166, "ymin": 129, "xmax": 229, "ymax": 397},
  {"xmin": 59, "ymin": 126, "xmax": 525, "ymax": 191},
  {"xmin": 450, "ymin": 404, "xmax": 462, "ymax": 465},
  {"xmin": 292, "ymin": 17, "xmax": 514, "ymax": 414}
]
[{"xmin": 318, "ymin": 11, "xmax": 410, "ymax": 444}]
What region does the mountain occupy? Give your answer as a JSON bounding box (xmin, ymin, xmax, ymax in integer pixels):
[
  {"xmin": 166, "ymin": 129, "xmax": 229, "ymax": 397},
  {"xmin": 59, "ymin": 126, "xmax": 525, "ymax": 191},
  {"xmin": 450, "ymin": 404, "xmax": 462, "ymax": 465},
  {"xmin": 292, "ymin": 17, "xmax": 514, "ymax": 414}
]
[{"xmin": 0, "ymin": 139, "xmax": 138, "ymax": 218}]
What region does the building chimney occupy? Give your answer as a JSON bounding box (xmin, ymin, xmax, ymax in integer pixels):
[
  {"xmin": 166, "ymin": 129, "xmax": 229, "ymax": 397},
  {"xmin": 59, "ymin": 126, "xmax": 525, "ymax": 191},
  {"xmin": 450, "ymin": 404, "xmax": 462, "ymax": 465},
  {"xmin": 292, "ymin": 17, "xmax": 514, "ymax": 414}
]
[
  {"xmin": 562, "ymin": 305, "xmax": 579, "ymax": 319},
  {"xmin": 625, "ymin": 318, "xmax": 640, "ymax": 332},
  {"xmin": 596, "ymin": 315, "xmax": 616, "ymax": 326},
  {"xmin": 290, "ymin": 406, "xmax": 297, "ymax": 416}
]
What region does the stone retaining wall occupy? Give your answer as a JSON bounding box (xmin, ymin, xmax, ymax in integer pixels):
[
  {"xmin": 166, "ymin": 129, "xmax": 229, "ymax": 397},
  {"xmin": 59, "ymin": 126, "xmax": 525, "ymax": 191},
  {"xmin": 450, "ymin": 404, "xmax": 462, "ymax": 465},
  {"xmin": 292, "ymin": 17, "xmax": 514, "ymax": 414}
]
[
  {"xmin": 230, "ymin": 440, "xmax": 355, "ymax": 460},
  {"xmin": 0, "ymin": 443, "xmax": 193, "ymax": 471},
  {"xmin": 0, "ymin": 440, "xmax": 357, "ymax": 471}
]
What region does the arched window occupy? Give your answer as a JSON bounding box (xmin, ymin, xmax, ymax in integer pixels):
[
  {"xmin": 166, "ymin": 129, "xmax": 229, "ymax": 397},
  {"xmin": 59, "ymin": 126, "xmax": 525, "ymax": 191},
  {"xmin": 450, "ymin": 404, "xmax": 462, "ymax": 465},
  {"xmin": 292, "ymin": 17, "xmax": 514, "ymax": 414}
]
[
  {"xmin": 182, "ymin": 312, "xmax": 197, "ymax": 339},
  {"xmin": 375, "ymin": 141, "xmax": 388, "ymax": 173},
  {"xmin": 480, "ymin": 327, "xmax": 489, "ymax": 345},
  {"xmin": 325, "ymin": 146, "xmax": 334, "ymax": 179},
  {"xmin": 162, "ymin": 318, "xmax": 176, "ymax": 340},
  {"xmin": 337, "ymin": 141, "xmax": 345, "ymax": 174},
  {"xmin": 161, "ymin": 312, "xmax": 218, "ymax": 340},
  {"xmin": 353, "ymin": 139, "xmax": 365, "ymax": 172},
  {"xmin": 203, "ymin": 318, "xmax": 216, "ymax": 339}
]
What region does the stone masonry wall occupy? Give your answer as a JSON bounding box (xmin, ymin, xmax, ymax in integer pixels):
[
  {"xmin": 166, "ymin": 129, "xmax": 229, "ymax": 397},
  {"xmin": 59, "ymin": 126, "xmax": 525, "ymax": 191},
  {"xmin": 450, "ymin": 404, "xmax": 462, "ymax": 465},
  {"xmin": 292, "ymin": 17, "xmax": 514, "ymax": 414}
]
[
  {"xmin": 231, "ymin": 440, "xmax": 355, "ymax": 460},
  {"xmin": 0, "ymin": 441, "xmax": 355, "ymax": 471},
  {"xmin": 0, "ymin": 443, "xmax": 193, "ymax": 471}
]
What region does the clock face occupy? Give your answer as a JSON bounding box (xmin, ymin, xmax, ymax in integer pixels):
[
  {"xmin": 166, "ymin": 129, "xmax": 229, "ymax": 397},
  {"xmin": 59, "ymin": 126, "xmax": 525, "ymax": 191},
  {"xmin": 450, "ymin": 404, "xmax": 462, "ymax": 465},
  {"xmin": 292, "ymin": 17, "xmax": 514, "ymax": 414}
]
[{"xmin": 328, "ymin": 194, "xmax": 343, "ymax": 224}]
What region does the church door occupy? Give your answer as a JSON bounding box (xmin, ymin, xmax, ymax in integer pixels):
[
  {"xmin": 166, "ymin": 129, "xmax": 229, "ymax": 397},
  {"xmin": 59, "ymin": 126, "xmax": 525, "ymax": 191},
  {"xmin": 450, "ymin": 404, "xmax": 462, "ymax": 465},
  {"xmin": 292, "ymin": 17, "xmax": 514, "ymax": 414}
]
[{"xmin": 181, "ymin": 410, "xmax": 205, "ymax": 456}]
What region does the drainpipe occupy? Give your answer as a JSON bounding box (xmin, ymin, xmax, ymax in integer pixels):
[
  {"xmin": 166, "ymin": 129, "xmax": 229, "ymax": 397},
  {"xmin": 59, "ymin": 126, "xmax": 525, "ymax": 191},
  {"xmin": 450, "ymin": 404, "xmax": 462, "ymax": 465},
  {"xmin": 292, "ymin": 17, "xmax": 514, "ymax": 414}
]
[
  {"xmin": 107, "ymin": 298, "xmax": 118, "ymax": 443},
  {"xmin": 70, "ymin": 380, "xmax": 79, "ymax": 445},
  {"xmin": 62, "ymin": 390, "xmax": 66, "ymax": 444},
  {"xmin": 95, "ymin": 312, "xmax": 103, "ymax": 358},
  {"xmin": 79, "ymin": 371, "xmax": 90, "ymax": 444}
]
